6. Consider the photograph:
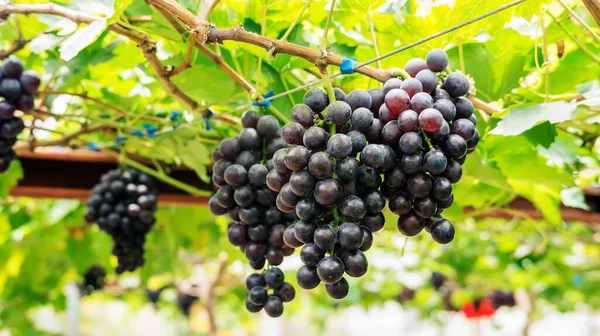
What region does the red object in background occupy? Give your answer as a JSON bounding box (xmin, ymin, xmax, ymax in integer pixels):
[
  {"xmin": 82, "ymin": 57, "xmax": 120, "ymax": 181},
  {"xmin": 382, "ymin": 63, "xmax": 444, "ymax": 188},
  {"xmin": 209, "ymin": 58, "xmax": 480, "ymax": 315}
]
[{"xmin": 461, "ymin": 299, "xmax": 496, "ymax": 319}]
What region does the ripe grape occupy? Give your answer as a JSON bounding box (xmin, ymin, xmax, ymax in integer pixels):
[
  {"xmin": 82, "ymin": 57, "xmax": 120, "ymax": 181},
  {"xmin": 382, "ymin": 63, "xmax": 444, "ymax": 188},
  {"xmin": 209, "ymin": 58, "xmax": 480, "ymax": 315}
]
[
  {"xmin": 291, "ymin": 104, "xmax": 314, "ymax": 127},
  {"xmin": 327, "ymin": 134, "xmax": 353, "ymax": 159},
  {"xmin": 419, "ymin": 108, "xmax": 445, "ymax": 132},
  {"xmin": 454, "ymin": 96, "xmax": 474, "ymax": 119},
  {"xmin": 398, "ymin": 110, "xmax": 419, "ymax": 132},
  {"xmin": 442, "ymin": 72, "xmax": 470, "ymax": 97},
  {"xmin": 441, "ymin": 134, "xmax": 468, "ymax": 159},
  {"xmin": 368, "ymin": 89, "xmax": 385, "ymax": 114},
  {"xmin": 308, "ymin": 152, "xmax": 334, "ymax": 179},
  {"xmin": 346, "ymin": 89, "xmax": 372, "ymax": 110},
  {"xmin": 383, "ymin": 78, "xmax": 403, "ymax": 95},
  {"xmin": 326, "ymin": 101, "xmax": 352, "ymax": 125},
  {"xmin": 415, "ymin": 69, "xmax": 439, "ymax": 93},
  {"xmin": 297, "ymin": 265, "xmax": 320, "ymax": 289},
  {"xmin": 304, "ymin": 89, "xmax": 329, "ymax": 113},
  {"xmin": 397, "ymin": 212, "xmax": 424, "ymax": 236},
  {"xmin": 430, "ymin": 219, "xmax": 455, "ymax": 244},
  {"xmin": 340, "ymin": 250, "xmax": 368, "ymax": 277},
  {"xmin": 282, "ymin": 122, "xmax": 305, "ymax": 145},
  {"xmin": 381, "ymin": 121, "xmax": 402, "ymax": 145},
  {"xmin": 399, "ymin": 132, "xmax": 422, "ymax": 154},
  {"xmin": 426, "ymin": 48, "xmax": 449, "ymax": 72},
  {"xmin": 385, "ymin": 89, "xmax": 411, "ymax": 116},
  {"xmin": 325, "ymin": 277, "xmax": 349, "ymax": 299},
  {"xmin": 451, "ymin": 118, "xmax": 476, "ymax": 141},
  {"xmin": 317, "ymin": 256, "xmax": 345, "ymax": 284},
  {"xmin": 433, "ymin": 99, "xmax": 457, "ymax": 121},
  {"xmin": 400, "ymin": 78, "xmax": 424, "ymax": 97},
  {"xmin": 405, "ymin": 58, "xmax": 428, "ymax": 77},
  {"xmin": 351, "ymin": 107, "xmax": 374, "ymax": 132},
  {"xmin": 423, "ymin": 150, "xmax": 448, "ymax": 175}
]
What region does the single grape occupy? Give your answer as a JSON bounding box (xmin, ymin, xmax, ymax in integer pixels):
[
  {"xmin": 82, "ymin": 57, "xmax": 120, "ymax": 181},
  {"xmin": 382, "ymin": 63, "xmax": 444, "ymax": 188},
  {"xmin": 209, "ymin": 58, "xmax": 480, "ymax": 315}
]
[
  {"xmin": 360, "ymin": 144, "xmax": 385, "ymax": 169},
  {"xmin": 419, "ymin": 108, "xmax": 445, "ymax": 132},
  {"xmin": 295, "ymin": 197, "xmax": 321, "ymax": 221},
  {"xmin": 340, "ymin": 196, "xmax": 367, "ymax": 221},
  {"xmin": 327, "ymin": 134, "xmax": 353, "ymax": 159},
  {"xmin": 239, "ymin": 206, "xmax": 261, "ymax": 225},
  {"xmin": 249, "ymin": 286, "xmax": 269, "ymax": 305},
  {"xmin": 442, "ymin": 72, "xmax": 470, "ymax": 97},
  {"xmin": 246, "ymin": 273, "xmax": 267, "ymax": 290},
  {"xmin": 356, "ymin": 166, "xmax": 381, "ymax": 190},
  {"xmin": 16, "ymin": 94, "xmax": 34, "ymax": 113},
  {"xmin": 314, "ymin": 225, "xmax": 337, "ymax": 251},
  {"xmin": 317, "ymin": 257, "xmax": 345, "ymax": 284},
  {"xmin": 265, "ymin": 267, "xmax": 285, "ymax": 289},
  {"xmin": 248, "ymin": 164, "xmax": 268, "ymax": 186},
  {"xmin": 415, "ymin": 69, "xmax": 438, "ymax": 93},
  {"xmin": 384, "ymin": 89, "xmax": 411, "ymax": 116},
  {"xmin": 235, "ymin": 150, "xmax": 260, "ymax": 169},
  {"xmin": 414, "ymin": 197, "xmax": 438, "ymax": 218},
  {"xmin": 282, "ymin": 122, "xmax": 305, "ymax": 145},
  {"xmin": 351, "ymin": 107, "xmax": 374, "ymax": 132},
  {"xmin": 248, "ymin": 224, "xmax": 268, "ymax": 242},
  {"xmin": 19, "ymin": 70, "xmax": 41, "ymax": 94},
  {"xmin": 363, "ymin": 189, "xmax": 385, "ymax": 214},
  {"xmin": 398, "ymin": 110, "xmax": 419, "ymax": 133},
  {"xmin": 283, "ymin": 224, "xmax": 303, "ymax": 248},
  {"xmin": 431, "ymin": 88, "xmax": 451, "ymax": 102},
  {"xmin": 215, "ymin": 186, "xmax": 235, "ymax": 208},
  {"xmin": 381, "ymin": 121, "xmax": 402, "ymax": 145},
  {"xmin": 442, "ymin": 159, "xmax": 462, "ymax": 183},
  {"xmin": 267, "ymin": 248, "xmax": 284, "ymax": 265},
  {"xmin": 326, "ymin": 101, "xmax": 352, "ymax": 125},
  {"xmin": 400, "ymin": 78, "xmax": 423, "ymax": 98},
  {"xmin": 398, "ymin": 132, "xmax": 422, "ymax": 154},
  {"xmin": 384, "ymin": 165, "xmax": 407, "ymax": 188},
  {"xmin": 347, "ymin": 130, "xmax": 367, "ymax": 155},
  {"xmin": 338, "ymin": 222, "xmax": 364, "ymax": 250},
  {"xmin": 291, "ymin": 104, "xmax": 314, "ymax": 127},
  {"xmin": 359, "ymin": 227, "xmax": 373, "ymax": 251},
  {"xmin": 224, "ymin": 164, "xmax": 248, "ymax": 186},
  {"xmin": 241, "ymin": 110, "xmax": 260, "ymax": 128},
  {"xmin": 469, "ymin": 113, "xmax": 478, "ymax": 126},
  {"xmin": 426, "ymin": 48, "xmax": 449, "ymax": 72},
  {"xmin": 264, "ymin": 296, "xmax": 284, "ymax": 317},
  {"xmin": 389, "ymin": 192, "xmax": 412, "ymax": 216},
  {"xmin": 272, "ymin": 148, "xmax": 292, "ymax": 174},
  {"xmin": 405, "ymin": 58, "xmax": 428, "ymax": 77},
  {"xmin": 284, "ymin": 145, "xmax": 311, "ymax": 171},
  {"xmin": 379, "ymin": 145, "xmax": 397, "ymax": 172},
  {"xmin": 433, "ymin": 99, "xmax": 457, "ymax": 121},
  {"xmin": 378, "ymin": 104, "xmax": 395, "ymax": 124},
  {"xmin": 397, "ymin": 212, "xmax": 424, "ymax": 236},
  {"xmin": 245, "ymin": 297, "xmax": 263, "ymax": 313},
  {"xmin": 0, "ymin": 78, "xmax": 22, "ymax": 101},
  {"xmin": 383, "ymin": 78, "xmax": 403, "ymax": 95},
  {"xmin": 368, "ymin": 88, "xmax": 385, "ymax": 115},
  {"xmin": 407, "ymin": 174, "xmax": 432, "ymax": 198},
  {"xmin": 432, "ymin": 177, "xmax": 452, "ymax": 201},
  {"xmin": 454, "ymin": 97, "xmax": 474, "ymax": 119},
  {"xmin": 360, "ymin": 213, "xmax": 385, "ymax": 232},
  {"xmin": 429, "ymin": 120, "xmax": 450, "ymax": 143},
  {"xmin": 300, "ymin": 243, "xmax": 325, "ymax": 266},
  {"xmin": 451, "ymin": 118, "xmax": 475, "ymax": 141},
  {"xmin": 245, "ymin": 242, "xmax": 267, "ymax": 261},
  {"xmin": 423, "ymin": 150, "xmax": 448, "ymax": 175},
  {"xmin": 1, "ymin": 56, "xmax": 24, "ymax": 78},
  {"xmin": 340, "ymin": 250, "xmax": 368, "ymax": 277},
  {"xmin": 336, "ymin": 157, "xmax": 359, "ymax": 183},
  {"xmin": 441, "ymin": 134, "xmax": 468, "ymax": 159},
  {"xmin": 346, "ymin": 89, "xmax": 372, "ymax": 110},
  {"xmin": 467, "ymin": 129, "xmax": 480, "ymax": 149},
  {"xmin": 437, "ymin": 194, "xmax": 454, "ymax": 210},
  {"xmin": 303, "ymin": 126, "xmax": 329, "ymax": 151},
  {"xmin": 400, "ymin": 154, "xmax": 423, "ymax": 175},
  {"xmin": 276, "ymin": 192, "xmax": 296, "ymax": 213},
  {"xmin": 238, "ymin": 128, "xmax": 261, "ymax": 150},
  {"xmin": 275, "ymin": 283, "xmax": 296, "ymax": 302},
  {"xmin": 325, "ymin": 278, "xmax": 349, "ymax": 299},
  {"xmin": 334, "ymin": 87, "xmax": 347, "ymax": 101},
  {"xmin": 430, "ymin": 219, "xmax": 455, "ymax": 244},
  {"xmin": 297, "ymin": 265, "xmax": 320, "ymax": 289},
  {"xmin": 303, "ymin": 89, "xmax": 329, "ymax": 113},
  {"xmin": 0, "ymin": 101, "xmax": 15, "ymax": 120},
  {"xmin": 314, "ymin": 179, "xmax": 343, "ymax": 206},
  {"xmin": 289, "ymin": 170, "xmax": 316, "ymax": 196},
  {"xmin": 266, "ymin": 170, "xmax": 290, "ymax": 192},
  {"xmin": 256, "ymin": 115, "xmax": 280, "ymax": 139},
  {"xmin": 308, "ymin": 151, "xmax": 334, "ymax": 179},
  {"xmin": 365, "ymin": 118, "xmax": 383, "ymax": 142},
  {"xmin": 410, "ymin": 92, "xmax": 433, "ymax": 113}
]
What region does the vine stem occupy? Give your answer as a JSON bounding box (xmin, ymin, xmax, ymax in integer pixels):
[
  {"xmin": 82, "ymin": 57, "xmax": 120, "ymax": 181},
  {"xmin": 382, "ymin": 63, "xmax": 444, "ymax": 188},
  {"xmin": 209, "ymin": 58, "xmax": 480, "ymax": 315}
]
[
  {"xmin": 321, "ymin": 0, "xmax": 336, "ymax": 50},
  {"xmin": 540, "ymin": 10, "xmax": 550, "ymax": 103},
  {"xmin": 556, "ymin": 0, "xmax": 600, "ymax": 43},
  {"xmin": 117, "ymin": 155, "xmax": 212, "ymax": 197},
  {"xmin": 419, "ymin": 129, "xmax": 434, "ymax": 151},
  {"xmin": 368, "ymin": 11, "xmax": 382, "ymax": 69},
  {"xmin": 548, "ymin": 11, "xmax": 600, "ymax": 63}
]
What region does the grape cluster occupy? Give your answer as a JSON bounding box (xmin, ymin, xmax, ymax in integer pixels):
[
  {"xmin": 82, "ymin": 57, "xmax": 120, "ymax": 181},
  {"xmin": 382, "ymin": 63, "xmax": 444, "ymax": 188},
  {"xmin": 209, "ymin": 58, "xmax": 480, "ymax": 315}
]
[
  {"xmin": 381, "ymin": 48, "xmax": 479, "ymax": 243},
  {"xmin": 0, "ymin": 56, "xmax": 40, "ymax": 173},
  {"xmin": 208, "ymin": 112, "xmax": 299, "ymax": 313},
  {"xmin": 82, "ymin": 265, "xmax": 106, "ymax": 295},
  {"xmin": 245, "ymin": 267, "xmax": 295, "ymax": 317},
  {"xmin": 487, "ymin": 290, "xmax": 516, "ymax": 309},
  {"xmin": 269, "ymin": 88, "xmax": 388, "ymax": 299},
  {"xmin": 85, "ymin": 168, "xmax": 159, "ymax": 273},
  {"xmin": 177, "ymin": 290, "xmax": 199, "ymax": 317}
]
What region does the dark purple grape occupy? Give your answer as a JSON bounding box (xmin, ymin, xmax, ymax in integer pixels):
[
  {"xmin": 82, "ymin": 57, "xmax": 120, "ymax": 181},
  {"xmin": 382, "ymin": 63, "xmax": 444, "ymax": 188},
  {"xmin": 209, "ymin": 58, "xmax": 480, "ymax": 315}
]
[
  {"xmin": 397, "ymin": 110, "xmax": 419, "ymax": 133},
  {"xmin": 303, "ymin": 89, "xmax": 328, "ymax": 113},
  {"xmin": 385, "ymin": 89, "xmax": 410, "ymax": 116},
  {"xmin": 351, "ymin": 107, "xmax": 374, "ymax": 132},
  {"xmin": 414, "ymin": 197, "xmax": 438, "ymax": 218},
  {"xmin": 16, "ymin": 94, "xmax": 34, "ymax": 113},
  {"xmin": 314, "ymin": 225, "xmax": 337, "ymax": 251},
  {"xmin": 317, "ymin": 256, "xmax": 345, "ymax": 284},
  {"xmin": 291, "ymin": 104, "xmax": 314, "ymax": 127},
  {"xmin": 241, "ymin": 110, "xmax": 260, "ymax": 128},
  {"xmin": 360, "ymin": 144, "xmax": 385, "ymax": 169},
  {"xmin": 289, "ymin": 170, "xmax": 316, "ymax": 196},
  {"xmin": 347, "ymin": 89, "xmax": 372, "ymax": 110},
  {"xmin": 275, "ymin": 283, "xmax": 296, "ymax": 302},
  {"xmin": 284, "ymin": 145, "xmax": 310, "ymax": 171},
  {"xmin": 282, "ymin": 122, "xmax": 305, "ymax": 145},
  {"xmin": 430, "ymin": 219, "xmax": 455, "ymax": 244},
  {"xmin": 415, "ymin": 69, "xmax": 438, "ymax": 93},
  {"xmin": 368, "ymin": 88, "xmax": 385, "ymax": 114},
  {"xmin": 336, "ymin": 157, "xmax": 359, "ymax": 183},
  {"xmin": 378, "ymin": 104, "xmax": 395, "ymax": 124},
  {"xmin": 246, "ymin": 273, "xmax": 267, "ymax": 290},
  {"xmin": 359, "ymin": 227, "xmax": 373, "ymax": 251},
  {"xmin": 326, "ymin": 101, "xmax": 352, "ymax": 125},
  {"xmin": 405, "ymin": 58, "xmax": 428, "ymax": 77},
  {"xmin": 300, "ymin": 243, "xmax": 325, "ymax": 266},
  {"xmin": 442, "ymin": 72, "xmax": 470, "ymax": 97},
  {"xmin": 364, "ymin": 189, "xmax": 385, "ymax": 214},
  {"xmin": 432, "ymin": 177, "xmax": 452, "ymax": 201},
  {"xmin": 295, "ymin": 198, "xmax": 320, "ymax": 221},
  {"xmin": 257, "ymin": 115, "xmax": 280, "ymax": 139},
  {"xmin": 265, "ymin": 267, "xmax": 285, "ymax": 289},
  {"xmin": 389, "ymin": 192, "xmax": 411, "ymax": 216},
  {"xmin": 297, "ymin": 265, "xmax": 320, "ymax": 289},
  {"xmin": 381, "ymin": 121, "xmax": 402, "ymax": 145},
  {"xmin": 283, "ymin": 224, "xmax": 303, "ymax": 248},
  {"xmin": 438, "ymin": 194, "xmax": 454, "ymax": 210},
  {"xmin": 340, "ymin": 195, "xmax": 366, "ymax": 221},
  {"xmin": 384, "ymin": 165, "xmax": 407, "ymax": 188},
  {"xmin": 400, "ymin": 154, "xmax": 423, "ymax": 175},
  {"xmin": 238, "ymin": 128, "xmax": 261, "ymax": 150},
  {"xmin": 325, "ymin": 277, "xmax": 349, "ymax": 299},
  {"xmin": 223, "ymin": 164, "xmax": 248, "ymax": 186},
  {"xmin": 407, "ymin": 174, "xmax": 432, "ymax": 198},
  {"xmin": 266, "ymin": 170, "xmax": 290, "ymax": 192},
  {"xmin": 338, "ymin": 222, "xmax": 364, "ymax": 250},
  {"xmin": 0, "ymin": 101, "xmax": 15, "ymax": 120},
  {"xmin": 340, "ymin": 250, "xmax": 368, "ymax": 277},
  {"xmin": 453, "ymin": 96, "xmax": 474, "ymax": 119},
  {"xmin": 327, "ymin": 134, "xmax": 352, "ymax": 159},
  {"xmin": 399, "ymin": 132, "xmax": 422, "ymax": 154},
  {"xmin": 431, "ymin": 88, "xmax": 451, "ymax": 102},
  {"xmin": 433, "ymin": 99, "xmax": 456, "ymax": 121},
  {"xmin": 360, "ymin": 213, "xmax": 385, "ymax": 232},
  {"xmin": 249, "ymin": 286, "xmax": 269, "ymax": 305},
  {"xmin": 441, "ymin": 134, "xmax": 467, "ymax": 159},
  {"xmin": 308, "ymin": 151, "xmax": 334, "ymax": 179},
  {"xmin": 245, "ymin": 242, "xmax": 267, "ymax": 261},
  {"xmin": 442, "ymin": 159, "xmax": 462, "ymax": 183},
  {"xmin": 0, "ymin": 78, "xmax": 22, "ymax": 101},
  {"xmin": 314, "ymin": 179, "xmax": 343, "ymax": 206},
  {"xmin": 303, "ymin": 126, "xmax": 328, "ymax": 151},
  {"xmin": 1, "ymin": 56, "xmax": 24, "ymax": 78},
  {"xmin": 400, "ymin": 78, "xmax": 423, "ymax": 98},
  {"xmin": 383, "ymin": 78, "xmax": 403, "ymax": 95},
  {"xmin": 347, "ymin": 130, "xmax": 367, "ymax": 155},
  {"xmin": 334, "ymin": 87, "xmax": 347, "ymax": 101},
  {"xmin": 397, "ymin": 212, "xmax": 424, "ymax": 236},
  {"xmin": 423, "ymin": 150, "xmax": 447, "ymax": 175},
  {"xmin": 365, "ymin": 118, "xmax": 383, "ymax": 142},
  {"xmin": 426, "ymin": 48, "xmax": 448, "ymax": 72},
  {"xmin": 467, "ymin": 129, "xmax": 480, "ymax": 149},
  {"xmin": 410, "ymin": 92, "xmax": 433, "ymax": 113},
  {"xmin": 248, "ymin": 164, "xmax": 268, "ymax": 186}
]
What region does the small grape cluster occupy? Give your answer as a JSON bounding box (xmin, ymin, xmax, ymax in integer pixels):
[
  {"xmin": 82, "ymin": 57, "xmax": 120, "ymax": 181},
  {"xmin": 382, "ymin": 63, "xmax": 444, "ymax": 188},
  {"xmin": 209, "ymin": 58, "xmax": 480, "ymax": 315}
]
[
  {"xmin": 487, "ymin": 290, "xmax": 516, "ymax": 309},
  {"xmin": 81, "ymin": 265, "xmax": 106, "ymax": 295},
  {"xmin": 268, "ymin": 88, "xmax": 388, "ymax": 299},
  {"xmin": 85, "ymin": 168, "xmax": 159, "ymax": 274},
  {"xmin": 0, "ymin": 56, "xmax": 41, "ymax": 173},
  {"xmin": 245, "ymin": 267, "xmax": 295, "ymax": 318},
  {"xmin": 177, "ymin": 290, "xmax": 199, "ymax": 317}
]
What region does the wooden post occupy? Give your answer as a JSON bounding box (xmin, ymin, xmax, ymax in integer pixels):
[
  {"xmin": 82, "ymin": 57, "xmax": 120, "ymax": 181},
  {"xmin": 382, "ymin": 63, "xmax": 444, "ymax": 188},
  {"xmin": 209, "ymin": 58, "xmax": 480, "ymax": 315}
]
[{"xmin": 581, "ymin": 0, "xmax": 600, "ymax": 27}]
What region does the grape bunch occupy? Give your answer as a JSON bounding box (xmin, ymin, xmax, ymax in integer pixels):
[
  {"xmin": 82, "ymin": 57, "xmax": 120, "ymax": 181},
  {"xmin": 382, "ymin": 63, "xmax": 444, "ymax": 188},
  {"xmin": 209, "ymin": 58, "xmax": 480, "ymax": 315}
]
[
  {"xmin": 177, "ymin": 290, "xmax": 199, "ymax": 317},
  {"xmin": 85, "ymin": 168, "xmax": 159, "ymax": 273},
  {"xmin": 208, "ymin": 111, "xmax": 299, "ymax": 313},
  {"xmin": 268, "ymin": 88, "xmax": 389, "ymax": 299},
  {"xmin": 0, "ymin": 56, "xmax": 41, "ymax": 173},
  {"xmin": 81, "ymin": 265, "xmax": 106, "ymax": 295},
  {"xmin": 245, "ymin": 267, "xmax": 295, "ymax": 317},
  {"xmin": 487, "ymin": 290, "xmax": 516, "ymax": 309},
  {"xmin": 381, "ymin": 48, "xmax": 479, "ymax": 244}
]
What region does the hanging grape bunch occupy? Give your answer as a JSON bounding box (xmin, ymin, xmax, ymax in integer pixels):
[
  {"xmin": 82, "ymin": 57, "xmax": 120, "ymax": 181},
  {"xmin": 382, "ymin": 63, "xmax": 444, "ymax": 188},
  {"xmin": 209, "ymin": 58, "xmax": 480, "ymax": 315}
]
[
  {"xmin": 85, "ymin": 168, "xmax": 159, "ymax": 274},
  {"xmin": 385, "ymin": 48, "xmax": 479, "ymax": 243},
  {"xmin": 269, "ymin": 87, "xmax": 388, "ymax": 300},
  {"xmin": 208, "ymin": 112, "xmax": 298, "ymax": 316},
  {"xmin": 0, "ymin": 55, "xmax": 40, "ymax": 173},
  {"xmin": 245, "ymin": 267, "xmax": 295, "ymax": 318},
  {"xmin": 81, "ymin": 265, "xmax": 106, "ymax": 295}
]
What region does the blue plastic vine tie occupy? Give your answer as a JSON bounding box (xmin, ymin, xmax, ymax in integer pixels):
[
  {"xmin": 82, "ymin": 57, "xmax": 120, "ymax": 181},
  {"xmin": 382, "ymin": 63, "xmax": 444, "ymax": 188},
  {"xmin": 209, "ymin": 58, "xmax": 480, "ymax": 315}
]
[
  {"xmin": 114, "ymin": 135, "xmax": 127, "ymax": 147},
  {"xmin": 252, "ymin": 90, "xmax": 274, "ymax": 108},
  {"xmin": 202, "ymin": 108, "xmax": 214, "ymax": 131},
  {"xmin": 88, "ymin": 142, "xmax": 100, "ymax": 152},
  {"xmin": 340, "ymin": 57, "xmax": 357, "ymax": 74},
  {"xmin": 170, "ymin": 111, "xmax": 181, "ymax": 121},
  {"xmin": 132, "ymin": 130, "xmax": 144, "ymax": 137}
]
